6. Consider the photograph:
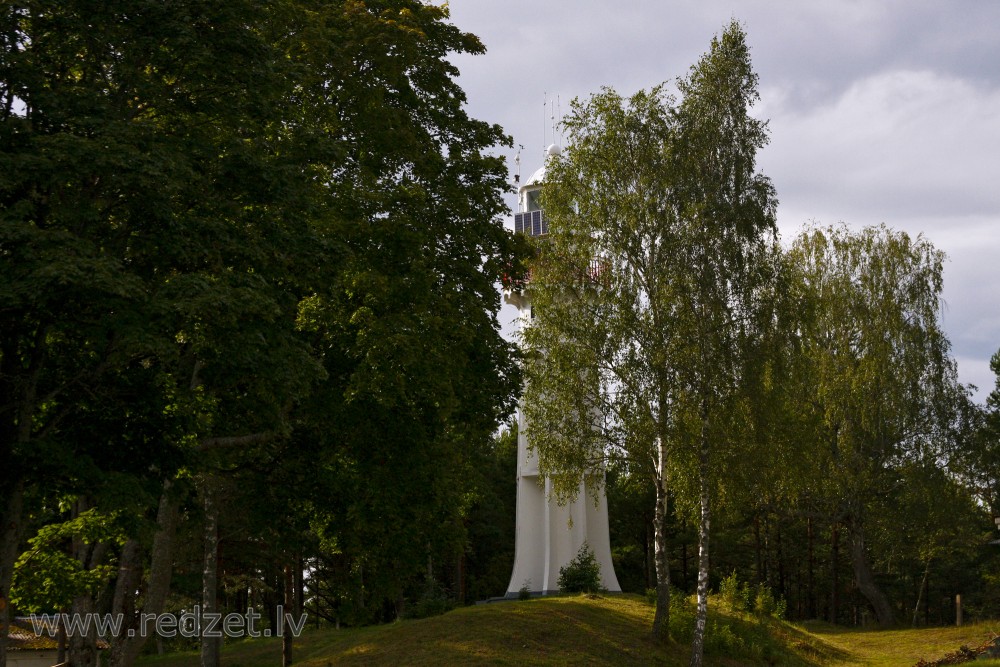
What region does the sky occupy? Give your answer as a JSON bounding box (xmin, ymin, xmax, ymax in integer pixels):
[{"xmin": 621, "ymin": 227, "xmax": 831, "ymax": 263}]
[{"xmin": 444, "ymin": 0, "xmax": 1000, "ymax": 403}]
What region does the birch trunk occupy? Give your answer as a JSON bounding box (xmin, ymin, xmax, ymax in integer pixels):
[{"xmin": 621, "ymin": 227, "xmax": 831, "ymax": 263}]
[
  {"xmin": 689, "ymin": 412, "xmax": 710, "ymax": 667},
  {"xmin": 691, "ymin": 432, "xmax": 711, "ymax": 667},
  {"xmin": 651, "ymin": 437, "xmax": 672, "ymax": 641}
]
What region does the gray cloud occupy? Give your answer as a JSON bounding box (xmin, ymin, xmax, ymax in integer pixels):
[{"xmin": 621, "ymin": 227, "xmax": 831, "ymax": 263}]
[{"xmin": 446, "ymin": 0, "xmax": 1000, "ymax": 401}]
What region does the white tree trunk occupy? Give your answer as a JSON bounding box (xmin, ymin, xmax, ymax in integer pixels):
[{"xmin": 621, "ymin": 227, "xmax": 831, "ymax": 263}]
[
  {"xmin": 651, "ymin": 438, "xmax": 672, "ymax": 640},
  {"xmin": 689, "ymin": 415, "xmax": 710, "ymax": 667}
]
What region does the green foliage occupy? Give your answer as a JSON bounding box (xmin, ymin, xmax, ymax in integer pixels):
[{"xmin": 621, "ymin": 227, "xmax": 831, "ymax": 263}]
[
  {"xmin": 668, "ymin": 593, "xmax": 697, "ymax": 644},
  {"xmin": 11, "ymin": 508, "xmax": 128, "ymax": 612},
  {"xmin": 1, "ymin": 0, "xmax": 524, "ymax": 635},
  {"xmin": 753, "ymin": 584, "xmax": 786, "ymax": 620},
  {"xmin": 465, "ymin": 423, "xmax": 518, "ymax": 602},
  {"xmin": 666, "ymin": 592, "xmax": 779, "ymax": 662},
  {"xmin": 717, "ymin": 571, "xmax": 786, "ymax": 621},
  {"xmin": 404, "ymin": 578, "xmax": 455, "ymax": 620},
  {"xmin": 605, "ymin": 461, "xmax": 660, "ymax": 594},
  {"xmin": 519, "ymin": 582, "xmax": 533, "ymax": 601},
  {"xmin": 703, "ymin": 619, "xmax": 772, "ymax": 663},
  {"xmin": 718, "ymin": 571, "xmax": 751, "ymax": 613},
  {"xmin": 784, "ymin": 223, "xmax": 962, "ymax": 626},
  {"xmin": 558, "ymin": 544, "xmax": 603, "ymax": 594},
  {"xmin": 524, "ymin": 22, "xmax": 779, "ymax": 657}
]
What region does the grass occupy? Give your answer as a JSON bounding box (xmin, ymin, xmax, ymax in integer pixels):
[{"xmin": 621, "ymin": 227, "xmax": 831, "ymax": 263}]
[
  {"xmin": 801, "ymin": 620, "xmax": 1000, "ymax": 666},
  {"xmin": 135, "ymin": 595, "xmax": 999, "ymax": 666}
]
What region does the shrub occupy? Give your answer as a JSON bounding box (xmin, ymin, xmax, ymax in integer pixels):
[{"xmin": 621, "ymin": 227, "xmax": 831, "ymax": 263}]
[
  {"xmin": 716, "ymin": 572, "xmax": 786, "ymax": 621},
  {"xmin": 558, "ymin": 543, "xmax": 602, "ymax": 593},
  {"xmin": 718, "ymin": 571, "xmax": 750, "ymax": 613},
  {"xmin": 404, "ymin": 578, "xmax": 454, "ymax": 620},
  {"xmin": 753, "ymin": 583, "xmax": 786, "ymax": 620},
  {"xmin": 518, "ymin": 581, "xmax": 532, "ymax": 601},
  {"xmin": 703, "ymin": 619, "xmax": 767, "ymax": 663},
  {"xmin": 669, "ymin": 592, "xmax": 697, "ymax": 643}
]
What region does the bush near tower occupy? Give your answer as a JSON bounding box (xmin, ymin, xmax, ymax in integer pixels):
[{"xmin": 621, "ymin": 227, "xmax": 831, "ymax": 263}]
[{"xmin": 558, "ymin": 544, "xmax": 603, "ymax": 594}]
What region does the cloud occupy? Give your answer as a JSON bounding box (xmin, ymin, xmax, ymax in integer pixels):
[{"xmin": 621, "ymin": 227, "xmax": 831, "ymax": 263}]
[
  {"xmin": 447, "ymin": 0, "xmax": 1000, "ymax": 402},
  {"xmin": 762, "ymin": 70, "xmax": 1000, "ymax": 223},
  {"xmin": 760, "ymin": 70, "xmax": 1000, "ymax": 399}
]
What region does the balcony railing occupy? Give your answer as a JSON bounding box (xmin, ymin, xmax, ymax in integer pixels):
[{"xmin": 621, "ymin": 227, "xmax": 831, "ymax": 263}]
[{"xmin": 501, "ymin": 258, "xmax": 610, "ymax": 292}]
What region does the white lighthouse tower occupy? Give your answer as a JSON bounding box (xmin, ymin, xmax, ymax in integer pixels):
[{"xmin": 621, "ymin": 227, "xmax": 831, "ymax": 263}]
[{"xmin": 504, "ymin": 145, "xmax": 621, "ymax": 597}]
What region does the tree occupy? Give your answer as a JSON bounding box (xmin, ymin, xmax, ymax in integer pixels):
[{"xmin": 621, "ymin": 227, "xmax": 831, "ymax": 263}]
[
  {"xmin": 1, "ymin": 1, "xmax": 326, "ymax": 661},
  {"xmin": 2, "ymin": 2, "xmax": 521, "ymax": 664},
  {"xmin": 280, "ymin": 0, "xmax": 522, "ymax": 622},
  {"xmin": 670, "ymin": 25, "xmax": 779, "ymax": 665},
  {"xmin": 953, "ymin": 351, "xmax": 1000, "ymax": 518},
  {"xmin": 523, "ymin": 23, "xmax": 777, "ymax": 661},
  {"xmin": 523, "ymin": 84, "xmax": 678, "ymax": 640},
  {"xmin": 784, "ymin": 223, "xmax": 961, "ymax": 627}
]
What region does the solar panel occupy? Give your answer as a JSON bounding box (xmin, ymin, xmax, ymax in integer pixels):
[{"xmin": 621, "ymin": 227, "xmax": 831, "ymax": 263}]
[{"xmin": 513, "ymin": 210, "xmax": 550, "ymax": 236}]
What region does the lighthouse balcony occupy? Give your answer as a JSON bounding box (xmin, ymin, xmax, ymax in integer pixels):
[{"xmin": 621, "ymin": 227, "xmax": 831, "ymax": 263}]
[
  {"xmin": 514, "ymin": 210, "xmax": 548, "ymax": 237},
  {"xmin": 502, "ymin": 258, "xmax": 609, "ymax": 294}
]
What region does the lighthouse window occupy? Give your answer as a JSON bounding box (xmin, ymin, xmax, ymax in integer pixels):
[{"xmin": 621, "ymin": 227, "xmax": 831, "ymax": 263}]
[{"xmin": 526, "ymin": 189, "xmax": 541, "ymax": 212}]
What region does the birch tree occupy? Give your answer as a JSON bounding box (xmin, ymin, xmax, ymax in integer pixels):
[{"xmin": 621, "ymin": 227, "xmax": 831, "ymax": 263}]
[
  {"xmin": 523, "ymin": 24, "xmax": 778, "ymax": 658},
  {"xmin": 524, "ymin": 83, "xmax": 679, "ymax": 640},
  {"xmin": 785, "ymin": 223, "xmax": 960, "ymax": 627},
  {"xmin": 671, "ymin": 25, "xmax": 778, "ymax": 665}
]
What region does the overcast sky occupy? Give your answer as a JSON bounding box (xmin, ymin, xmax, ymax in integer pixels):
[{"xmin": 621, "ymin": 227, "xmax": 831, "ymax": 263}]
[{"xmin": 445, "ymin": 0, "xmax": 1000, "ymax": 403}]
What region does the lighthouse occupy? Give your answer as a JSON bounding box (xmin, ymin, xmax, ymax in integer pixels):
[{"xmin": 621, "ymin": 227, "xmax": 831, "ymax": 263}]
[{"xmin": 504, "ymin": 144, "xmax": 621, "ymax": 597}]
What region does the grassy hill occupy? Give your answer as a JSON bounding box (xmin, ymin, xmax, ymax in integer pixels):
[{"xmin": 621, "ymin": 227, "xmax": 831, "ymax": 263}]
[{"xmin": 136, "ymin": 594, "xmax": 1000, "ymax": 666}]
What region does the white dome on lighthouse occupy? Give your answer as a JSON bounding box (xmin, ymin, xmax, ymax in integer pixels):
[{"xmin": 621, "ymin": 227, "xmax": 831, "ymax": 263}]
[
  {"xmin": 524, "ymin": 165, "xmax": 547, "ymax": 189},
  {"xmin": 522, "ymin": 144, "xmax": 562, "ymax": 191}
]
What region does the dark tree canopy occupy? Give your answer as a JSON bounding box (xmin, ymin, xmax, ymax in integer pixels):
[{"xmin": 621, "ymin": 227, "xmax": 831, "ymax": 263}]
[{"xmin": 1, "ymin": 1, "xmax": 521, "ymax": 659}]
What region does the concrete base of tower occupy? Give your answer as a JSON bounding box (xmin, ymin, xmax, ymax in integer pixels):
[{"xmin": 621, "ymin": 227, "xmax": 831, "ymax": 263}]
[{"xmin": 504, "ymin": 467, "xmax": 621, "ymax": 597}]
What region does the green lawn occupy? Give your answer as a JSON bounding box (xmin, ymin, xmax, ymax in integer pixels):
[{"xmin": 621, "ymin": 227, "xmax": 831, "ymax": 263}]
[
  {"xmin": 801, "ymin": 620, "xmax": 1000, "ymax": 666},
  {"xmin": 135, "ymin": 595, "xmax": 998, "ymax": 666}
]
